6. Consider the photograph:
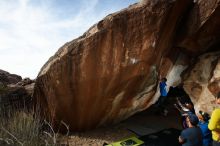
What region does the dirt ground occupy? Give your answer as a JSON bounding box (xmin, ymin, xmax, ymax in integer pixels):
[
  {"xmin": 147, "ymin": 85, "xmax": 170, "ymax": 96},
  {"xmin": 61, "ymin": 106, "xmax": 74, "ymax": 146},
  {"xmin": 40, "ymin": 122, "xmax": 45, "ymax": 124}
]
[
  {"xmin": 60, "ymin": 105, "xmax": 182, "ymax": 146},
  {"xmin": 61, "ymin": 123, "xmax": 134, "ymax": 146}
]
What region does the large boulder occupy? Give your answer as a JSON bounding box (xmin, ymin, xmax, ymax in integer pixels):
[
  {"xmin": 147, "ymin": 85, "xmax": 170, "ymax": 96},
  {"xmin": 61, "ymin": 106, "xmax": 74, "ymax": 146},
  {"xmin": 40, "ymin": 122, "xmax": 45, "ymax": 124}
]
[
  {"xmin": 34, "ymin": 0, "xmax": 220, "ymax": 131},
  {"xmin": 34, "ymin": 0, "xmax": 193, "ymax": 131}
]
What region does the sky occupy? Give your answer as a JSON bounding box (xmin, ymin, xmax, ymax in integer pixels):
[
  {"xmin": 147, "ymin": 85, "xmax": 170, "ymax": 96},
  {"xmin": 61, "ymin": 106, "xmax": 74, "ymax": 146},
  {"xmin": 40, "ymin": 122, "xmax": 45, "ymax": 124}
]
[{"xmin": 0, "ymin": 0, "xmax": 138, "ymax": 79}]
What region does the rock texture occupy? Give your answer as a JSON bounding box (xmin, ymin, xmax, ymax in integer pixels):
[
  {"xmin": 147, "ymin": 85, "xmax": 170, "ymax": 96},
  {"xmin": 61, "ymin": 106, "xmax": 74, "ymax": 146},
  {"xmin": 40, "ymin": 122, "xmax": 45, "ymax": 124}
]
[
  {"xmin": 0, "ymin": 72, "xmax": 35, "ymax": 115},
  {"xmin": 177, "ymin": 0, "xmax": 220, "ymax": 54},
  {"xmin": 183, "ymin": 51, "xmax": 220, "ymax": 114},
  {"xmin": 0, "ymin": 69, "xmax": 22, "ymax": 85},
  {"xmin": 177, "ymin": 0, "xmax": 220, "ymax": 114},
  {"xmin": 34, "ymin": 0, "xmax": 220, "ymax": 131}
]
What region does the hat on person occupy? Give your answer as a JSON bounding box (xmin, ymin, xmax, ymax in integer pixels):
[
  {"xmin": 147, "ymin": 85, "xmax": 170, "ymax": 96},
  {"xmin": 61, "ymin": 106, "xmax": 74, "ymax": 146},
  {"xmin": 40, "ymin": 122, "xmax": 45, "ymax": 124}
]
[
  {"xmin": 199, "ymin": 110, "xmax": 210, "ymax": 122},
  {"xmin": 188, "ymin": 113, "xmax": 199, "ymax": 126}
]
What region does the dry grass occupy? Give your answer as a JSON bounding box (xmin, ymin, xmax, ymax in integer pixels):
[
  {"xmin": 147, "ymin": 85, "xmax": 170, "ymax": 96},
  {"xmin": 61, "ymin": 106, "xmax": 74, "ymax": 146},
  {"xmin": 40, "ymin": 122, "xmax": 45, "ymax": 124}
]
[
  {"xmin": 0, "ymin": 83, "xmax": 70, "ymax": 146},
  {"xmin": 0, "ymin": 110, "xmax": 68, "ymax": 146},
  {"xmin": 0, "ymin": 80, "xmax": 70, "ymax": 146}
]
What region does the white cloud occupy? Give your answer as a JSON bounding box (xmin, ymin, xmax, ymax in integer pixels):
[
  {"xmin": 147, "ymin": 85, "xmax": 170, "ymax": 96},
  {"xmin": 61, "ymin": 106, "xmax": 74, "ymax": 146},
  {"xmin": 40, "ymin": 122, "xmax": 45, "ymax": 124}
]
[{"xmin": 0, "ymin": 0, "xmax": 137, "ymax": 79}]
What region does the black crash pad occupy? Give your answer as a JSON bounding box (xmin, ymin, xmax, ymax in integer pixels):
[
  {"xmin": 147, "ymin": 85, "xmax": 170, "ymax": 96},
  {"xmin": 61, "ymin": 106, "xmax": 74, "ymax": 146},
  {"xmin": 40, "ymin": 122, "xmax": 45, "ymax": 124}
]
[
  {"xmin": 139, "ymin": 128, "xmax": 181, "ymax": 146},
  {"xmin": 104, "ymin": 128, "xmax": 181, "ymax": 146}
]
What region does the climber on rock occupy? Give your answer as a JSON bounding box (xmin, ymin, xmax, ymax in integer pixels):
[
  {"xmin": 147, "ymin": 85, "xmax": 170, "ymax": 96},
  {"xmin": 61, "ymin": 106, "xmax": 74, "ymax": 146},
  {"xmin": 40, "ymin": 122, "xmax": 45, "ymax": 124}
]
[{"xmin": 155, "ymin": 77, "xmax": 168, "ymax": 116}]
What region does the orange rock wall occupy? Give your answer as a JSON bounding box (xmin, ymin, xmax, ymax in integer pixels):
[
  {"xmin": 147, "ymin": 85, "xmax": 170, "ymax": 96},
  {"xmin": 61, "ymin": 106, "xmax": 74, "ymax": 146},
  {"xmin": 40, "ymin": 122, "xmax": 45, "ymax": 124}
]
[{"xmin": 34, "ymin": 0, "xmax": 220, "ymax": 131}]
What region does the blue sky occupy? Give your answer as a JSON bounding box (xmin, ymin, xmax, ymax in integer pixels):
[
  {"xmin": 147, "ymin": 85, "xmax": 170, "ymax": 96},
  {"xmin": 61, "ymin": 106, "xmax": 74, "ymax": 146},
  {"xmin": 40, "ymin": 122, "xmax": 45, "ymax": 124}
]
[{"xmin": 0, "ymin": 0, "xmax": 138, "ymax": 79}]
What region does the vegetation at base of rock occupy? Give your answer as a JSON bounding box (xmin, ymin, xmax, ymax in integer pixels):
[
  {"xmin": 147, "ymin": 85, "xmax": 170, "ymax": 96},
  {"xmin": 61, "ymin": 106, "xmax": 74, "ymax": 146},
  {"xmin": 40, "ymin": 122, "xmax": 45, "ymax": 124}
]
[{"xmin": 0, "ymin": 110, "xmax": 68, "ymax": 146}]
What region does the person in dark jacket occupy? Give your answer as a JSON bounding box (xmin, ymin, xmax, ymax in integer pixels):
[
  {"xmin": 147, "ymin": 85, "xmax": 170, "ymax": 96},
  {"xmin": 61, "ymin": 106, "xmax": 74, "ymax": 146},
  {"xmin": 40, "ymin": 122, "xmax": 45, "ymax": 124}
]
[{"xmin": 179, "ymin": 113, "xmax": 203, "ymax": 146}]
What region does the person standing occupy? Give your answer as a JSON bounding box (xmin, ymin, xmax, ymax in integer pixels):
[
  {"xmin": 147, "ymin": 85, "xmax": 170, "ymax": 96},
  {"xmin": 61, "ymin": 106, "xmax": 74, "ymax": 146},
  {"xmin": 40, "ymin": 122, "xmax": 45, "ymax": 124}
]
[
  {"xmin": 155, "ymin": 78, "xmax": 168, "ymax": 116},
  {"xmin": 159, "ymin": 77, "xmax": 168, "ymax": 99},
  {"xmin": 208, "ymin": 92, "xmax": 220, "ymax": 146},
  {"xmin": 179, "ymin": 113, "xmax": 203, "ymax": 146}
]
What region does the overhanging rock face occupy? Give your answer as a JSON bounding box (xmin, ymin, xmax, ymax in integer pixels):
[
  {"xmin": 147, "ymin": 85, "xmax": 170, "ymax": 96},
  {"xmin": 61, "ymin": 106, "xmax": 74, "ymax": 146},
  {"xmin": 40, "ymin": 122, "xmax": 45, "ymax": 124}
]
[
  {"xmin": 176, "ymin": 0, "xmax": 220, "ymax": 54},
  {"xmin": 33, "ymin": 0, "xmax": 210, "ymax": 131},
  {"xmin": 176, "ymin": 0, "xmax": 220, "ymax": 114},
  {"xmin": 183, "ymin": 51, "xmax": 220, "ymax": 114}
]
